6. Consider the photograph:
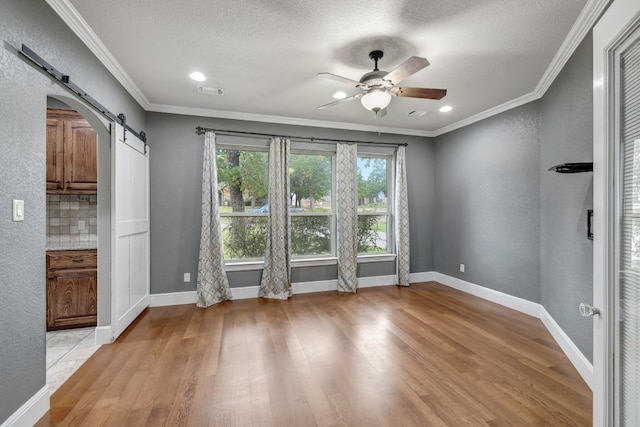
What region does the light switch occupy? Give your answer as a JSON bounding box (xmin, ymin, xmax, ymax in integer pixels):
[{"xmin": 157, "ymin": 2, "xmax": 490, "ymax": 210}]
[{"xmin": 12, "ymin": 200, "xmax": 24, "ymax": 222}]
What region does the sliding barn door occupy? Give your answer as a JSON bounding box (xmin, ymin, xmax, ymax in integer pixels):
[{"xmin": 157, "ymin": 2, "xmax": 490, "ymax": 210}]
[{"xmin": 111, "ymin": 123, "xmax": 150, "ymax": 340}]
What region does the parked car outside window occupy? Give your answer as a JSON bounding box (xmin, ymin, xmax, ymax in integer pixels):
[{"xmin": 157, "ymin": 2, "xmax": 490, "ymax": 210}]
[{"xmin": 247, "ymin": 204, "xmax": 305, "ymax": 213}]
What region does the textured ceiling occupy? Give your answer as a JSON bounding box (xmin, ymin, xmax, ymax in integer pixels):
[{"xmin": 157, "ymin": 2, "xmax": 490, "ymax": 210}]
[{"xmin": 65, "ymin": 0, "xmax": 589, "ymax": 135}]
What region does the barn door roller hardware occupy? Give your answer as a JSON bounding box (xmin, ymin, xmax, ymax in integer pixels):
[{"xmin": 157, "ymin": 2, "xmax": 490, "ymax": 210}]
[{"xmin": 18, "ymin": 44, "xmax": 147, "ymax": 148}]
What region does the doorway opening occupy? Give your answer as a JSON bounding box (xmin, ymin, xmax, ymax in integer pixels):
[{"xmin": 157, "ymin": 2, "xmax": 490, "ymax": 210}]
[{"xmin": 44, "ymin": 94, "xmax": 112, "ymax": 393}]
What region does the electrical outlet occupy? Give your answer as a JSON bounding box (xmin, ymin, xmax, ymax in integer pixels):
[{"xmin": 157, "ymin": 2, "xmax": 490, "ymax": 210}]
[
  {"xmin": 459, "ymin": 263, "xmax": 465, "ymax": 273},
  {"xmin": 183, "ymin": 273, "xmax": 191, "ymax": 282},
  {"xmin": 78, "ymin": 220, "xmax": 86, "ymax": 230}
]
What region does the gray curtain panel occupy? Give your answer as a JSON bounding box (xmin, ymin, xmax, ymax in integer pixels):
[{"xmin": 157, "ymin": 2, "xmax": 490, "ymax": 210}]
[
  {"xmin": 395, "ymin": 146, "xmax": 411, "ymax": 287},
  {"xmin": 336, "ymin": 143, "xmax": 358, "ymax": 293},
  {"xmin": 196, "ymin": 131, "xmax": 232, "ymax": 307},
  {"xmin": 259, "ymin": 137, "xmax": 292, "ymax": 299}
]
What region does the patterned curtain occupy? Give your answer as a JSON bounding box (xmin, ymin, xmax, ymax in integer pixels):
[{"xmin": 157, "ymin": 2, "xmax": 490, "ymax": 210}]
[
  {"xmin": 259, "ymin": 137, "xmax": 292, "ymax": 299},
  {"xmin": 196, "ymin": 132, "xmax": 232, "ymax": 307},
  {"xmin": 336, "ymin": 143, "xmax": 358, "ymax": 293},
  {"xmin": 395, "ymin": 146, "xmax": 411, "ymax": 287}
]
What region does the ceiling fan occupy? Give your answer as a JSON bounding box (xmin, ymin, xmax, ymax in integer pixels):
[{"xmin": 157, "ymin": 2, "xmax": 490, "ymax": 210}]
[{"xmin": 317, "ymin": 50, "xmax": 447, "ymax": 117}]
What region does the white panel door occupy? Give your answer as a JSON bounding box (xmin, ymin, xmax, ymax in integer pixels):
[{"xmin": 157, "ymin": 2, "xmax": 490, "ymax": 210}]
[
  {"xmin": 111, "ymin": 122, "xmax": 150, "ymax": 341},
  {"xmin": 593, "ymin": 1, "xmax": 640, "ymax": 425}
]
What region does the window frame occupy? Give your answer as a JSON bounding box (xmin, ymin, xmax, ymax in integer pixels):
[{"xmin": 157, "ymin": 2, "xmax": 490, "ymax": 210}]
[
  {"xmin": 289, "ymin": 149, "xmax": 336, "ymax": 260},
  {"xmin": 216, "ymin": 144, "xmax": 270, "ymax": 263},
  {"xmin": 216, "ymin": 137, "xmax": 399, "ymax": 270},
  {"xmin": 356, "ymin": 152, "xmax": 395, "ymax": 255}
]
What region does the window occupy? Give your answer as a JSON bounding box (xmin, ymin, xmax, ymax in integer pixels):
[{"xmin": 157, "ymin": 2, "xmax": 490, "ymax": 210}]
[
  {"xmin": 290, "ymin": 153, "xmax": 333, "ymax": 258},
  {"xmin": 216, "ymin": 140, "xmax": 396, "ymax": 265},
  {"xmin": 357, "ymin": 155, "xmax": 391, "ymax": 254},
  {"xmin": 217, "ymin": 148, "xmax": 269, "ymax": 261}
]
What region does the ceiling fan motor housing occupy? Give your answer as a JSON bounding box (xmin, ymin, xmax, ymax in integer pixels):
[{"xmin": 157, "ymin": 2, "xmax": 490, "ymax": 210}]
[{"xmin": 359, "ymin": 70, "xmax": 391, "ymax": 87}]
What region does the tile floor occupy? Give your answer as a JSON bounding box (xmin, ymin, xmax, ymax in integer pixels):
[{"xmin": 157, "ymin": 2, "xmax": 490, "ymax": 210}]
[{"xmin": 46, "ymin": 327, "xmax": 101, "ymax": 394}]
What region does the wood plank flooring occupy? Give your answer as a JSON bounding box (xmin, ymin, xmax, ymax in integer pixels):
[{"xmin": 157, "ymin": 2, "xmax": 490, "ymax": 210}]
[{"xmin": 36, "ymin": 282, "xmax": 592, "ymax": 426}]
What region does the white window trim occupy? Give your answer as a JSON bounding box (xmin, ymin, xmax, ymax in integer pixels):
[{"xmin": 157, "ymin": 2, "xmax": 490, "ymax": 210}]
[{"xmin": 356, "ymin": 153, "xmax": 394, "ymax": 255}]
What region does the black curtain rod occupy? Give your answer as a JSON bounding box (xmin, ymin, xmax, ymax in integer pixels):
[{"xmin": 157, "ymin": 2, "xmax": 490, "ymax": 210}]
[
  {"xmin": 195, "ymin": 126, "xmax": 408, "ymax": 147},
  {"xmin": 18, "ymin": 44, "xmax": 147, "ymax": 145}
]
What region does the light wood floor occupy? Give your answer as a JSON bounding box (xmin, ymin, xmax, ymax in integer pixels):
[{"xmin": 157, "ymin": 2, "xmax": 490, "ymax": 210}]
[{"xmin": 36, "ymin": 282, "xmax": 592, "ymax": 426}]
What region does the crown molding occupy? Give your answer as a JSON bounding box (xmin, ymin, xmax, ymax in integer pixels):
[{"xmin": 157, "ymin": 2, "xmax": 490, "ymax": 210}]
[
  {"xmin": 430, "ymin": 91, "xmax": 540, "ymax": 136},
  {"xmin": 47, "ymin": 0, "xmax": 609, "ymax": 139},
  {"xmin": 147, "ymin": 103, "xmax": 437, "ymax": 138},
  {"xmin": 45, "ymin": 0, "xmax": 151, "ymax": 109},
  {"xmin": 534, "ymin": 0, "xmax": 610, "ymax": 95},
  {"xmin": 430, "ymin": 0, "xmax": 610, "ymax": 137}
]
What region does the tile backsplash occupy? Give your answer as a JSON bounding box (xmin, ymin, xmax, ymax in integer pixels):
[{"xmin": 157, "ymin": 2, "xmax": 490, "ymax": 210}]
[{"xmin": 46, "ymin": 194, "xmax": 97, "ymax": 244}]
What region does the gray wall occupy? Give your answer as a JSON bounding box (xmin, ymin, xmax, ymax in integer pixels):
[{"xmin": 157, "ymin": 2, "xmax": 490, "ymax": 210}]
[
  {"xmin": 540, "ymin": 36, "xmax": 594, "ymax": 361},
  {"xmin": 0, "ymin": 0, "xmax": 144, "ymax": 422},
  {"xmin": 146, "ymin": 112, "xmax": 434, "ymax": 294},
  {"xmin": 434, "ymin": 103, "xmax": 542, "ymax": 302},
  {"xmin": 432, "ymin": 34, "xmax": 594, "ymax": 361}
]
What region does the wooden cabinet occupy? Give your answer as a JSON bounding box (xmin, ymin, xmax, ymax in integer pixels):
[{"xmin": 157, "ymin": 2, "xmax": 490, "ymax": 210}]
[
  {"xmin": 46, "ymin": 108, "xmax": 97, "ymax": 194},
  {"xmin": 46, "ymin": 249, "xmax": 97, "ymax": 331}
]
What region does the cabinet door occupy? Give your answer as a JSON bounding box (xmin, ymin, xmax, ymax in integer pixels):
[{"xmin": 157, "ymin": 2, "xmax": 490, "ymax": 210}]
[
  {"xmin": 46, "ymin": 118, "xmax": 64, "ymax": 191},
  {"xmin": 63, "ymin": 120, "xmax": 97, "ymax": 193},
  {"xmin": 47, "ymin": 267, "xmax": 97, "ymax": 330}
]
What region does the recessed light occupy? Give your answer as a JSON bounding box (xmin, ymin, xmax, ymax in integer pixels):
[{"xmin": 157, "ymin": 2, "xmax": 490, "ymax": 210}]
[
  {"xmin": 332, "ymin": 91, "xmax": 347, "ymax": 100},
  {"xmin": 189, "ymin": 71, "xmax": 206, "ymax": 82},
  {"xmin": 439, "ymin": 105, "xmax": 453, "ymax": 113}
]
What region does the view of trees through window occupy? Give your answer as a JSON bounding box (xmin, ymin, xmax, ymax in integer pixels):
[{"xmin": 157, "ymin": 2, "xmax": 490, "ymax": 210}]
[
  {"xmin": 216, "ymin": 147, "xmax": 391, "ymax": 261},
  {"xmin": 357, "ymin": 157, "xmax": 389, "ymax": 253}
]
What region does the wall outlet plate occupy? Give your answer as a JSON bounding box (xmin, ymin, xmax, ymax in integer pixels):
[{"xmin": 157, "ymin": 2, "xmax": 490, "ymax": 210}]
[
  {"xmin": 183, "ymin": 273, "xmax": 191, "ymax": 282},
  {"xmin": 459, "ymin": 263, "xmax": 465, "ymax": 273}
]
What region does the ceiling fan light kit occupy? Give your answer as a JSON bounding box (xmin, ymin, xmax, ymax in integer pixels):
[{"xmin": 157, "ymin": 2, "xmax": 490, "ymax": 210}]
[
  {"xmin": 361, "ymin": 88, "xmax": 392, "ymax": 112},
  {"xmin": 318, "ymin": 50, "xmax": 447, "ymax": 116}
]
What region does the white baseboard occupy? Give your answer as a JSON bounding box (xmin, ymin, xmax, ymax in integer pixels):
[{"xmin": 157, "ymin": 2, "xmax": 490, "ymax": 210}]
[
  {"xmin": 432, "ymin": 272, "xmax": 593, "ymax": 389},
  {"xmin": 410, "ymin": 271, "xmax": 436, "ymax": 283},
  {"xmin": 150, "ymin": 277, "xmax": 400, "ymax": 305},
  {"xmin": 94, "ymin": 326, "xmax": 113, "ymax": 345},
  {"xmin": 150, "ymin": 291, "xmax": 197, "ymax": 307},
  {"xmin": 293, "ymin": 280, "xmax": 336, "ymax": 294},
  {"xmin": 1, "ymin": 386, "xmax": 49, "ymax": 427},
  {"xmin": 433, "ymin": 272, "xmax": 542, "ymax": 318},
  {"xmin": 540, "ymin": 308, "xmax": 594, "ymax": 389},
  {"xmin": 358, "ymin": 274, "xmax": 397, "ymax": 288},
  {"xmin": 231, "ymin": 286, "xmax": 259, "ymax": 299}
]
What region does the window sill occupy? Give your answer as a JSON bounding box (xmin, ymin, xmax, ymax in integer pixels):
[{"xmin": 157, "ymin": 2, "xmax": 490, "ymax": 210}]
[
  {"xmin": 224, "ymin": 254, "xmax": 396, "ymax": 271},
  {"xmin": 225, "ymin": 261, "xmax": 264, "ymax": 272},
  {"xmin": 357, "ymin": 253, "xmax": 397, "ymax": 263}
]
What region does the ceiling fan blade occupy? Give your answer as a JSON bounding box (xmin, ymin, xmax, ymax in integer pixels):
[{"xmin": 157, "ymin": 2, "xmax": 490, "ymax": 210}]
[
  {"xmin": 317, "ymin": 72, "xmax": 364, "ymax": 87},
  {"xmin": 317, "ymin": 93, "xmax": 363, "ymax": 110},
  {"xmin": 394, "ymin": 87, "xmax": 447, "ymax": 100},
  {"xmin": 383, "ymin": 56, "xmax": 430, "ymax": 85}
]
